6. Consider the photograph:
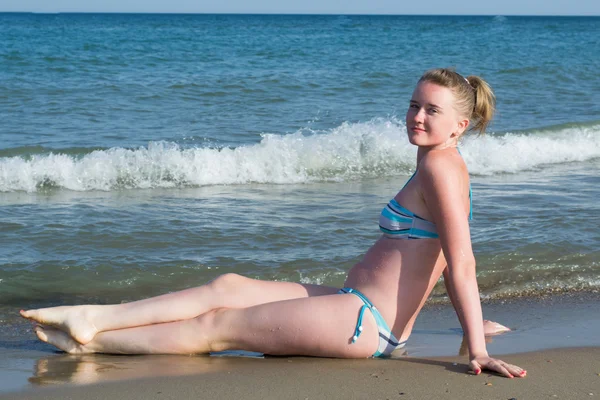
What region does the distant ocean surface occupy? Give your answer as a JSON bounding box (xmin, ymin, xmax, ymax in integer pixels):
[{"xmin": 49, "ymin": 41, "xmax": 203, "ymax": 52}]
[{"xmin": 1, "ymin": 14, "xmax": 599, "ymax": 334}]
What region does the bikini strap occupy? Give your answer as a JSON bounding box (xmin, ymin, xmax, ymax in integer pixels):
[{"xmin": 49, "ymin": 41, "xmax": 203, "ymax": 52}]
[
  {"xmin": 401, "ymin": 169, "xmax": 417, "ymax": 190},
  {"xmin": 468, "ymin": 185, "xmax": 473, "ymax": 220},
  {"xmin": 352, "ymin": 304, "xmax": 368, "ymax": 343}
]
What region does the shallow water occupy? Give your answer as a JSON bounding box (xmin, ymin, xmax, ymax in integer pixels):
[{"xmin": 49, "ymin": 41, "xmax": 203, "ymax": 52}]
[{"xmin": 0, "ymin": 14, "xmax": 598, "ymax": 353}]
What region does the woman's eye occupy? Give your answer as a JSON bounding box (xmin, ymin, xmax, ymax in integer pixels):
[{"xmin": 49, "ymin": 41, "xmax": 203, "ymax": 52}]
[
  {"xmin": 428, "ymin": 108, "xmax": 438, "ymax": 114},
  {"xmin": 409, "ymin": 104, "xmax": 419, "ymax": 109}
]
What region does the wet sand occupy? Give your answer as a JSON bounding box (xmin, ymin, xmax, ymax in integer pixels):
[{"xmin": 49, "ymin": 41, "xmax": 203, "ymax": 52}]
[
  {"xmin": 1, "ymin": 348, "xmax": 599, "ymax": 400},
  {"xmin": 1, "ymin": 292, "xmax": 599, "ymax": 398}
]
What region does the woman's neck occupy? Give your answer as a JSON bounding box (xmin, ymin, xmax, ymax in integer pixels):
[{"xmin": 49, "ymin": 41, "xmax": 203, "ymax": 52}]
[{"xmin": 416, "ymin": 141, "xmax": 459, "ymax": 165}]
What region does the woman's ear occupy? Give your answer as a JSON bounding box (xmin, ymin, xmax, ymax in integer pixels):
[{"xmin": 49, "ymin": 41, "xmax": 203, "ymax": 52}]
[{"xmin": 455, "ymin": 118, "xmax": 470, "ymax": 136}]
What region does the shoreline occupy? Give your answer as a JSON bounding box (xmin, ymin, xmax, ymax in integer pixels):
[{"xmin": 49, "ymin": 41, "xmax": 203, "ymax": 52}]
[{"xmin": 1, "ymin": 291, "xmax": 599, "ymax": 396}]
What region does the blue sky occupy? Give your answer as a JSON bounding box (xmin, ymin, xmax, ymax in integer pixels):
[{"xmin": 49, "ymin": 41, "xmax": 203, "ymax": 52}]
[{"xmin": 1, "ymin": 0, "xmax": 598, "ymax": 15}]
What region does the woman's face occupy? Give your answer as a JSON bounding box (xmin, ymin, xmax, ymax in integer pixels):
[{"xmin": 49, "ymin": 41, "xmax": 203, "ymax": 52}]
[{"xmin": 405, "ymin": 81, "xmax": 468, "ymax": 149}]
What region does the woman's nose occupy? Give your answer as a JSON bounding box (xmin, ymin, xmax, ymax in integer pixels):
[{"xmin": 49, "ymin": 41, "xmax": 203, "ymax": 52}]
[{"xmin": 412, "ymin": 108, "xmax": 425, "ymax": 123}]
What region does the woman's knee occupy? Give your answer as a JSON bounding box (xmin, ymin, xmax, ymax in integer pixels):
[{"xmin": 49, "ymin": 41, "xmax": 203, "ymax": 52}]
[
  {"xmin": 194, "ymin": 308, "xmax": 229, "ymax": 353},
  {"xmin": 208, "ymin": 273, "xmax": 250, "ymax": 296}
]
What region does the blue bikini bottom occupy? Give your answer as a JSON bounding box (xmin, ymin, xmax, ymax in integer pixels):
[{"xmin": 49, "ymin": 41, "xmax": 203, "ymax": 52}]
[{"xmin": 339, "ymin": 287, "xmax": 406, "ymax": 357}]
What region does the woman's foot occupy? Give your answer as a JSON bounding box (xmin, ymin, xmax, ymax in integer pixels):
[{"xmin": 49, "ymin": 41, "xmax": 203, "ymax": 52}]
[
  {"xmin": 34, "ymin": 325, "xmax": 94, "ymax": 354},
  {"xmin": 483, "ymin": 320, "xmax": 511, "ymax": 336},
  {"xmin": 21, "ymin": 306, "xmax": 99, "ymax": 345}
]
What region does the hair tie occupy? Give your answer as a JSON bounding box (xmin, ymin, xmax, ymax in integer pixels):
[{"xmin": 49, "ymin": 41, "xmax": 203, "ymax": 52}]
[
  {"xmin": 464, "ymin": 76, "xmax": 476, "ymax": 92},
  {"xmin": 458, "ymin": 72, "xmax": 472, "ymax": 88}
]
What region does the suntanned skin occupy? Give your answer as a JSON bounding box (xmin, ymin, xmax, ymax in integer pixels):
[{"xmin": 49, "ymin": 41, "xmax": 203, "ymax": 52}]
[{"xmin": 21, "ymin": 80, "xmax": 525, "ymax": 379}]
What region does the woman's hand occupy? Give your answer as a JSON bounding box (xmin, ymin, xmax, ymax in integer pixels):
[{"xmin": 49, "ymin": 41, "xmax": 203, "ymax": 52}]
[{"xmin": 470, "ymin": 356, "xmax": 527, "ymax": 378}]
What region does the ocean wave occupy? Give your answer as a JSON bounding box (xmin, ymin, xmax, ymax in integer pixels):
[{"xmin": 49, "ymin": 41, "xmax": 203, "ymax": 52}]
[
  {"xmin": 462, "ymin": 122, "xmax": 600, "ymax": 175},
  {"xmin": 1, "ymin": 119, "xmax": 599, "ymax": 192}
]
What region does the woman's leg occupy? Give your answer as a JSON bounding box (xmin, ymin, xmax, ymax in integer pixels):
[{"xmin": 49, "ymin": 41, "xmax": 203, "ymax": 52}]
[
  {"xmin": 22, "ymin": 273, "xmax": 339, "ymax": 345},
  {"xmin": 34, "ymin": 294, "xmax": 380, "ymax": 359}
]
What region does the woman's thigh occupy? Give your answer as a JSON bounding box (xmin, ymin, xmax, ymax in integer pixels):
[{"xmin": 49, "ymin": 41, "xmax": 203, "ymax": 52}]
[
  {"xmin": 211, "ymin": 273, "xmax": 340, "ymax": 309},
  {"xmin": 208, "ymin": 293, "xmax": 380, "ymax": 358}
]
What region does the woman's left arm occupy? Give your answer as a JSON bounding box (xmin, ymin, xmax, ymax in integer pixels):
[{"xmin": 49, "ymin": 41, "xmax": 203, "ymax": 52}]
[{"xmin": 420, "ymin": 153, "xmax": 526, "ymax": 378}]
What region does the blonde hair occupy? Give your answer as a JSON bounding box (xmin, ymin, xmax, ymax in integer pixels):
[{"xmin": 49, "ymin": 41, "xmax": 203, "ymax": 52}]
[{"xmin": 419, "ymin": 68, "xmax": 496, "ymax": 134}]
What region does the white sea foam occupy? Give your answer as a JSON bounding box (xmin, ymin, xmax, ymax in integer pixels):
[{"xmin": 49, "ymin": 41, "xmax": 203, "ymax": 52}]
[
  {"xmin": 461, "ymin": 125, "xmax": 600, "ymax": 175},
  {"xmin": 1, "ymin": 119, "xmax": 599, "ymax": 192}
]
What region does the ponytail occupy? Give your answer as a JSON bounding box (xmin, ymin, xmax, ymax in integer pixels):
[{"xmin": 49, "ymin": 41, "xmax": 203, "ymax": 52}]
[{"xmin": 465, "ymin": 75, "xmax": 496, "ymax": 134}]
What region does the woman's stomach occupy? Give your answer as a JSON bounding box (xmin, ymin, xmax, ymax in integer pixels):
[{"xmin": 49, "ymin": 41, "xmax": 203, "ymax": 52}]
[{"xmin": 344, "ymin": 236, "xmax": 446, "ymax": 338}]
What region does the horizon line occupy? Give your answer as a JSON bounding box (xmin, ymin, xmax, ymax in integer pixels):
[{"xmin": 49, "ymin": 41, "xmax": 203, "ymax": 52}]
[{"xmin": 1, "ymin": 11, "xmax": 599, "ymax": 17}]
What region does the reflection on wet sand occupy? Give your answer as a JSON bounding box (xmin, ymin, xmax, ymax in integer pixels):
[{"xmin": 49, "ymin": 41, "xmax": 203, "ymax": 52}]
[
  {"xmin": 29, "ymin": 353, "xmax": 264, "ymax": 387},
  {"xmin": 27, "ymin": 331, "xmax": 502, "ymax": 388}
]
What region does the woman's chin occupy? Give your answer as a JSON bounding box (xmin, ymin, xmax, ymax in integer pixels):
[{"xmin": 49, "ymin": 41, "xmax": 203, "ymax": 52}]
[{"xmin": 407, "ymin": 134, "xmax": 423, "ymax": 146}]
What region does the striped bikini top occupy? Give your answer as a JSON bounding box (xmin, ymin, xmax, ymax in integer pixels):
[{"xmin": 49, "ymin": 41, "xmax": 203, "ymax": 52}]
[{"xmin": 379, "ymin": 170, "xmax": 472, "ymax": 240}]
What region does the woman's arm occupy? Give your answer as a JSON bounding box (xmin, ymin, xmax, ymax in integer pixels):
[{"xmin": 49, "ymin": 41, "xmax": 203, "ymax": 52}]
[
  {"xmin": 443, "ymin": 266, "xmax": 466, "ymax": 329},
  {"xmin": 419, "ymin": 151, "xmax": 525, "ymax": 378},
  {"xmin": 444, "ymin": 269, "xmax": 511, "ymax": 337}
]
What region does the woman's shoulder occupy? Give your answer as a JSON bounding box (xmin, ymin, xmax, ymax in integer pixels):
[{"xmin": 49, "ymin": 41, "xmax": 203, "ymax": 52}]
[
  {"xmin": 418, "ymin": 148, "xmax": 466, "ymax": 178},
  {"xmin": 417, "ymin": 149, "xmax": 471, "ymax": 221}
]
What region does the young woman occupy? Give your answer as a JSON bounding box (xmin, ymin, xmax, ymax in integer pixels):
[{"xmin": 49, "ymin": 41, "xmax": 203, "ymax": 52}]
[{"xmin": 21, "ymin": 68, "xmax": 525, "ymax": 379}]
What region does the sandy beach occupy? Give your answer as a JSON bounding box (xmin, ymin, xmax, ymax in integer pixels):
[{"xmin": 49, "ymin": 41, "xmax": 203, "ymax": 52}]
[
  {"xmin": 1, "ymin": 348, "xmax": 598, "ymax": 400},
  {"xmin": 2, "ymin": 292, "xmax": 599, "ymax": 399}
]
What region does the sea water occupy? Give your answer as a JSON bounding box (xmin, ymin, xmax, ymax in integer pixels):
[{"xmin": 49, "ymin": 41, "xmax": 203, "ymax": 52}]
[{"xmin": 0, "ymin": 14, "xmax": 599, "ymax": 339}]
